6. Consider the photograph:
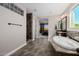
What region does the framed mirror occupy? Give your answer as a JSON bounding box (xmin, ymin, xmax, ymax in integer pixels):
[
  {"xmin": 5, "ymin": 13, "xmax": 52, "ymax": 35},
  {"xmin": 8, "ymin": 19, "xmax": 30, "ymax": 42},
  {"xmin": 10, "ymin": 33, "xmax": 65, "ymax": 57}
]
[
  {"xmin": 58, "ymin": 20, "xmax": 62, "ymax": 30},
  {"xmin": 61, "ymin": 16, "xmax": 67, "ymax": 31}
]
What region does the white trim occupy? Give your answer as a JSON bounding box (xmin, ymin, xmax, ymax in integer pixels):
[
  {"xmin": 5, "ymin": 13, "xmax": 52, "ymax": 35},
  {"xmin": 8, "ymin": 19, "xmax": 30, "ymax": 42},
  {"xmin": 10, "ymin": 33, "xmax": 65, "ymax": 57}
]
[{"xmin": 5, "ymin": 43, "xmax": 26, "ymax": 56}]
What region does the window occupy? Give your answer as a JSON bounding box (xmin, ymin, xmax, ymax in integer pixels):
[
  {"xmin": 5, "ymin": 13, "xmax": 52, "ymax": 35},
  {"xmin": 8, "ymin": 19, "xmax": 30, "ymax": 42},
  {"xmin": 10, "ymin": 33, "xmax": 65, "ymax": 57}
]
[{"xmin": 70, "ymin": 5, "xmax": 79, "ymax": 28}]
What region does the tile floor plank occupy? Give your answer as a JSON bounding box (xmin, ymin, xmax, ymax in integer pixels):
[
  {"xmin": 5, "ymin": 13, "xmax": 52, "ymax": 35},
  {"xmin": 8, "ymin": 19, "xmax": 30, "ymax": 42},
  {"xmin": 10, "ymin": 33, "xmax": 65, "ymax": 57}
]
[{"xmin": 11, "ymin": 39, "xmax": 79, "ymax": 56}]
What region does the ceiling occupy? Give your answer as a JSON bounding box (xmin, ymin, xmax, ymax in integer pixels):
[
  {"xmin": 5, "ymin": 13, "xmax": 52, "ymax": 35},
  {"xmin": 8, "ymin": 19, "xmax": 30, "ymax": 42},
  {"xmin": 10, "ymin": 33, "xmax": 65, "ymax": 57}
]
[{"xmin": 16, "ymin": 3, "xmax": 70, "ymax": 16}]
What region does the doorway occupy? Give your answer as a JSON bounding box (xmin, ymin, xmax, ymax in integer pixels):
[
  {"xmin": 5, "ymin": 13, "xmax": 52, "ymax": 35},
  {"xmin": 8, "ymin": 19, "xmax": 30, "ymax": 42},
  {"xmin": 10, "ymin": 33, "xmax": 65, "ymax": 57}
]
[
  {"xmin": 26, "ymin": 13, "xmax": 32, "ymax": 41},
  {"xmin": 39, "ymin": 18, "xmax": 48, "ymax": 39}
]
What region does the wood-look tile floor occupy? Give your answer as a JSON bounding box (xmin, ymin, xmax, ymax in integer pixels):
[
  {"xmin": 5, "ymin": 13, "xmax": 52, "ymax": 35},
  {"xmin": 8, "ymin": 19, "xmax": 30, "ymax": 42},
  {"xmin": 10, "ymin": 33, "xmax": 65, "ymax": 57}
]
[{"xmin": 11, "ymin": 39, "xmax": 79, "ymax": 56}]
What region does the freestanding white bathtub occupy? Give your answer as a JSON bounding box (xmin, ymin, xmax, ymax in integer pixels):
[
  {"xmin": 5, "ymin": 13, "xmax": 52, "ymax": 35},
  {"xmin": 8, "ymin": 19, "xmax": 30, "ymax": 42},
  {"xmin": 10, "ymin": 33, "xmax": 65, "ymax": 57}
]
[{"xmin": 53, "ymin": 36, "xmax": 79, "ymax": 51}]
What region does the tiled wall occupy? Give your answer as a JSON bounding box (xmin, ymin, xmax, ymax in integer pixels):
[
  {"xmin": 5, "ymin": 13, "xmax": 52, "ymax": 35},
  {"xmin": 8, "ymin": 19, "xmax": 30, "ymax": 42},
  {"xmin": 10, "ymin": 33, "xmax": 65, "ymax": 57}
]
[{"xmin": 67, "ymin": 31, "xmax": 79, "ymax": 40}]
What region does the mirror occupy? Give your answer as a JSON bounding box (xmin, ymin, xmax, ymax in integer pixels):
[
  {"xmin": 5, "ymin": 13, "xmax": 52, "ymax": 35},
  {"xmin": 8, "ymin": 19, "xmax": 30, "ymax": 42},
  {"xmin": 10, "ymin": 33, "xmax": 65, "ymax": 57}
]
[
  {"xmin": 61, "ymin": 16, "xmax": 67, "ymax": 31},
  {"xmin": 56, "ymin": 16, "xmax": 67, "ymax": 31},
  {"xmin": 57, "ymin": 20, "xmax": 62, "ymax": 30}
]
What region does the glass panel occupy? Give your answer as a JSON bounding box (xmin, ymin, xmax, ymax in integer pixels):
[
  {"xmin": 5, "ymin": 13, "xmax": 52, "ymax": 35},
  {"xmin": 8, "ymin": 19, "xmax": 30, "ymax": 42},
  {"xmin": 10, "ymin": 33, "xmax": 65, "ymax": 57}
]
[{"xmin": 62, "ymin": 17, "xmax": 67, "ymax": 30}]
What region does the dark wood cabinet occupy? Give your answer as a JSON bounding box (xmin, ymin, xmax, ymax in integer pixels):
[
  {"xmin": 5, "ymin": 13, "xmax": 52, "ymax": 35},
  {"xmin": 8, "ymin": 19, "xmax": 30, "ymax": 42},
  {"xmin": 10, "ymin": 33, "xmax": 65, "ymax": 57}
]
[
  {"xmin": 56, "ymin": 30, "xmax": 67, "ymax": 37},
  {"xmin": 26, "ymin": 13, "xmax": 32, "ymax": 41}
]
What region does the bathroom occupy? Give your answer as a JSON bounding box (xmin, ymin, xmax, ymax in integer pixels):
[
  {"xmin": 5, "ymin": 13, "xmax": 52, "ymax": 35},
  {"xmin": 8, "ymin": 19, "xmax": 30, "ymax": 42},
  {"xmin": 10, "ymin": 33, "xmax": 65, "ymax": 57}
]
[{"xmin": 49, "ymin": 3, "xmax": 79, "ymax": 55}]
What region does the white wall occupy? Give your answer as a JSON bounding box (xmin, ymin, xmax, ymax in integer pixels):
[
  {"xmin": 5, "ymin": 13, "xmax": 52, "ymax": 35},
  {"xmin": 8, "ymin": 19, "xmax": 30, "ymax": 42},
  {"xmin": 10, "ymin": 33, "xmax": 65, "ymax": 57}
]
[
  {"xmin": 32, "ymin": 15, "xmax": 39, "ymax": 40},
  {"xmin": 0, "ymin": 4, "xmax": 26, "ymax": 55},
  {"xmin": 35, "ymin": 17, "xmax": 40, "ymax": 38},
  {"xmin": 48, "ymin": 16, "xmax": 58, "ymax": 40},
  {"xmin": 32, "ymin": 15, "xmax": 36, "ymax": 40}
]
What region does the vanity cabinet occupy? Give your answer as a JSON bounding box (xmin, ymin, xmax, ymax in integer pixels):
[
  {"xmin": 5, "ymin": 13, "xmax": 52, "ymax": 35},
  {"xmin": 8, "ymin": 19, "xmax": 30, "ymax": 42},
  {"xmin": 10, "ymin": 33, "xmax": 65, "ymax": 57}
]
[
  {"xmin": 56, "ymin": 16, "xmax": 67, "ymax": 37},
  {"xmin": 56, "ymin": 30, "xmax": 67, "ymax": 37}
]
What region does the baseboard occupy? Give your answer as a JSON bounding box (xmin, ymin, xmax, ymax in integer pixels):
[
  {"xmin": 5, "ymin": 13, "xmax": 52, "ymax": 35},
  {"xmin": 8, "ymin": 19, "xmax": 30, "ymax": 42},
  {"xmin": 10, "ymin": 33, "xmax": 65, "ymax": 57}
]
[{"xmin": 5, "ymin": 43, "xmax": 27, "ymax": 56}]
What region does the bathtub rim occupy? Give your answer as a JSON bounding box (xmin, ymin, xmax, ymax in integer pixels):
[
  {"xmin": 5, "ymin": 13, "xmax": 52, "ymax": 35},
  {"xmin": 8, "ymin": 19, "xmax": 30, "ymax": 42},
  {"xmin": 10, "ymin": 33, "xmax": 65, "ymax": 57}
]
[{"xmin": 49, "ymin": 38, "xmax": 79, "ymax": 55}]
